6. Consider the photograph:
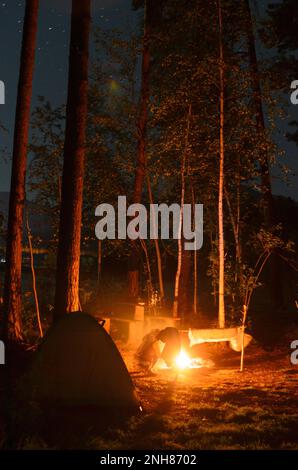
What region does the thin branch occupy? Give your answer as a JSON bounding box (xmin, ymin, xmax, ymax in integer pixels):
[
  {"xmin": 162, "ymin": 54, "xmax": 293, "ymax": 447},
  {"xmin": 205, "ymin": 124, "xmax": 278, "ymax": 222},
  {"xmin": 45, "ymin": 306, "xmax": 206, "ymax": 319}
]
[{"xmin": 26, "ymin": 211, "xmax": 43, "ymax": 338}]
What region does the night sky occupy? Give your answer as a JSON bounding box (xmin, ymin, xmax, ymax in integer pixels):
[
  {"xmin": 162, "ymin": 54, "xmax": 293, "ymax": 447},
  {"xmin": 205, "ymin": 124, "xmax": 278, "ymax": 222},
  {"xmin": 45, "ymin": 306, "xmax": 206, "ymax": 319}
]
[{"xmin": 0, "ymin": 0, "xmax": 297, "ymax": 200}]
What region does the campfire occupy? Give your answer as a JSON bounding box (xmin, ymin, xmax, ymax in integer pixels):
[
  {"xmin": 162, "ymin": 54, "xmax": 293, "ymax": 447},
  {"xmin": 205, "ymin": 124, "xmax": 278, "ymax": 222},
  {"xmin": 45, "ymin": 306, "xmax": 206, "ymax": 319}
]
[
  {"xmin": 175, "ymin": 349, "xmax": 192, "ymax": 369},
  {"xmin": 175, "ymin": 349, "xmax": 207, "ymax": 370},
  {"xmin": 153, "ymin": 348, "xmax": 209, "ymax": 371}
]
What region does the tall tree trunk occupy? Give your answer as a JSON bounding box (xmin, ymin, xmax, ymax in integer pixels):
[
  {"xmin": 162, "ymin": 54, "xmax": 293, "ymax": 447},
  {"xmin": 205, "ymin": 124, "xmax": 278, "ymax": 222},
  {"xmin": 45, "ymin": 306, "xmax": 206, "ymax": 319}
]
[
  {"xmin": 128, "ymin": 0, "xmax": 152, "ymax": 300},
  {"xmin": 173, "ymin": 104, "xmax": 191, "ymax": 318},
  {"xmin": 244, "ymin": 0, "xmax": 283, "ymax": 309},
  {"xmin": 192, "ymin": 187, "xmax": 198, "ymax": 315},
  {"xmin": 225, "ymin": 182, "xmax": 242, "ymax": 280},
  {"xmin": 178, "ymin": 235, "xmax": 192, "ymax": 318},
  {"xmin": 172, "ymin": 201, "xmax": 184, "ymax": 318},
  {"xmin": 178, "ymin": 182, "xmax": 193, "ymax": 318},
  {"xmin": 193, "ymin": 246, "xmax": 198, "ymax": 315},
  {"xmin": 218, "ymin": 0, "xmax": 225, "ymax": 328},
  {"xmin": 146, "ymin": 173, "xmax": 165, "ymax": 302},
  {"xmin": 54, "ymin": 0, "xmax": 91, "ymax": 319},
  {"xmin": 26, "ymin": 211, "xmax": 43, "ymax": 338},
  {"xmin": 2, "ymin": 0, "xmax": 39, "ymax": 342},
  {"xmin": 225, "ymin": 181, "xmax": 243, "ymax": 316},
  {"xmin": 140, "ymin": 237, "xmax": 154, "ymax": 308}
]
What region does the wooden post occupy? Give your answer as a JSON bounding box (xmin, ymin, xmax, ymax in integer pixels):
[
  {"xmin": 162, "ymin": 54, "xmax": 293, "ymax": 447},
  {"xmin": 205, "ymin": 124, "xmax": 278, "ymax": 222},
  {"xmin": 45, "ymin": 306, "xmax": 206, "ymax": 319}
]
[{"xmin": 240, "ymin": 304, "xmax": 247, "ymax": 372}]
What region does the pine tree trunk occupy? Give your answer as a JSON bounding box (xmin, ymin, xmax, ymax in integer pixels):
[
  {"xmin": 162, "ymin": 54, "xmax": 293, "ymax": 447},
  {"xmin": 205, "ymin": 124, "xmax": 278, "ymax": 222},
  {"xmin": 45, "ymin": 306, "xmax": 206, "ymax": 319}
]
[
  {"xmin": 218, "ymin": 0, "xmax": 225, "ymax": 328},
  {"xmin": 173, "ymin": 210, "xmax": 183, "ymax": 318},
  {"xmin": 54, "ymin": 0, "xmax": 91, "ymax": 319},
  {"xmin": 2, "ymin": 0, "xmax": 39, "ymax": 342},
  {"xmin": 128, "ymin": 0, "xmax": 152, "ymax": 300}
]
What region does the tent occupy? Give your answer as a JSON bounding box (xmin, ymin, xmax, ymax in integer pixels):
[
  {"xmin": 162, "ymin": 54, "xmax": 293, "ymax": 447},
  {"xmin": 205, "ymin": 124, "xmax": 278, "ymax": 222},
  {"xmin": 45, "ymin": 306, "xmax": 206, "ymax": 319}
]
[{"xmin": 23, "ymin": 312, "xmax": 140, "ymax": 413}]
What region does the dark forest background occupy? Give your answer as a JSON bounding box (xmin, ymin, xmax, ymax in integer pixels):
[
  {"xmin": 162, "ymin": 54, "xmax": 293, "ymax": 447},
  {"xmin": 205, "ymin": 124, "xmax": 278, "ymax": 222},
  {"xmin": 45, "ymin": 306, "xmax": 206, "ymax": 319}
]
[{"xmin": 0, "ymin": 0, "xmax": 298, "ymax": 347}]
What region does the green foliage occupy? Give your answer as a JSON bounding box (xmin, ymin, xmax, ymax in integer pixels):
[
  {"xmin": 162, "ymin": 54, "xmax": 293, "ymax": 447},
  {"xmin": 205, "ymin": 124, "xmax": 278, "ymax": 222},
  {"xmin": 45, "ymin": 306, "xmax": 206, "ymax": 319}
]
[
  {"xmin": 26, "ymin": 0, "xmax": 296, "ymax": 321},
  {"xmin": 29, "ymin": 97, "xmax": 65, "ymax": 242}
]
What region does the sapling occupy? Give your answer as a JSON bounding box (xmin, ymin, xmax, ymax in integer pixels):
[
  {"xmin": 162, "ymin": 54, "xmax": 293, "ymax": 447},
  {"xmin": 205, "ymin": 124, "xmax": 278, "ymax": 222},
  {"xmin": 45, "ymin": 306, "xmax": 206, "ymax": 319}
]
[{"xmin": 240, "ymin": 226, "xmax": 294, "ymax": 370}]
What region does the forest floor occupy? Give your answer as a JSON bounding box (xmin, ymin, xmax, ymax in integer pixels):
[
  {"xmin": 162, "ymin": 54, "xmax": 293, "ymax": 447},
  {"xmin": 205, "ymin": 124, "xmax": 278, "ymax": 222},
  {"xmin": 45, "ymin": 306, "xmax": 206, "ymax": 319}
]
[
  {"xmin": 12, "ymin": 336, "xmax": 298, "ymax": 450},
  {"xmin": 110, "ymin": 342, "xmax": 298, "ymax": 450}
]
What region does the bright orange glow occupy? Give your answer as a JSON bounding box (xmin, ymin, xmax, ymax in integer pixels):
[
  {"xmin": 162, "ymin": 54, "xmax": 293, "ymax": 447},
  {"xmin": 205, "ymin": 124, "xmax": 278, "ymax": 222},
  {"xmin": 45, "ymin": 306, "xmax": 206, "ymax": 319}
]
[
  {"xmin": 175, "ymin": 349, "xmax": 192, "ymax": 369},
  {"xmin": 153, "ymin": 350, "xmax": 207, "ymax": 371}
]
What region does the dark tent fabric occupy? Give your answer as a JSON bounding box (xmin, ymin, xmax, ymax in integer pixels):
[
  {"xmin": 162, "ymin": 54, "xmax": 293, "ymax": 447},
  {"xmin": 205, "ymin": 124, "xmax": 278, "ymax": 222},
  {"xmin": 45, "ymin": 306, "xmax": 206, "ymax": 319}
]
[{"xmin": 23, "ymin": 312, "xmax": 140, "ymax": 412}]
